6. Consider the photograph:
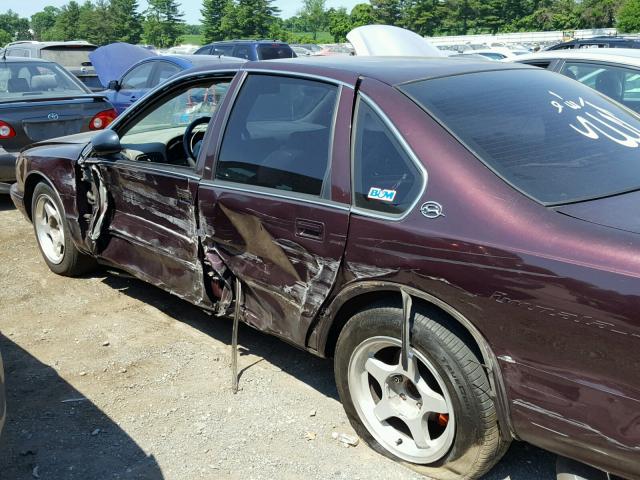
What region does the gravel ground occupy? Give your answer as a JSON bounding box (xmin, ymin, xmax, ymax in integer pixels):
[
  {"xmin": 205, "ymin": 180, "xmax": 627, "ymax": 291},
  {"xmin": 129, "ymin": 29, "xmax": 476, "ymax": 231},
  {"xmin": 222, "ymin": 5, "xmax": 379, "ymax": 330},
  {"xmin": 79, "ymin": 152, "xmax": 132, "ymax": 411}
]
[{"xmin": 0, "ymin": 196, "xmax": 557, "ymax": 480}]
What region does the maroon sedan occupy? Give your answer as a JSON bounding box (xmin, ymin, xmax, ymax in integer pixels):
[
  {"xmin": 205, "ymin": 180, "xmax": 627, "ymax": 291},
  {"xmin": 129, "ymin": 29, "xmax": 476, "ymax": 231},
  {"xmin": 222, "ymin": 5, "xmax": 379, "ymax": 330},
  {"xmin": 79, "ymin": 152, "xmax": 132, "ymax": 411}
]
[{"xmin": 9, "ymin": 57, "xmax": 640, "ymax": 479}]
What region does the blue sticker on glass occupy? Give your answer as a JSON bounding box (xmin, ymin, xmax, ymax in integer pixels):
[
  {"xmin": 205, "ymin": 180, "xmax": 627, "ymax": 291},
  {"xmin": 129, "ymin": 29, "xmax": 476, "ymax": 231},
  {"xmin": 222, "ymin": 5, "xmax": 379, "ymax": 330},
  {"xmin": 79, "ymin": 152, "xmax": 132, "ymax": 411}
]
[{"xmin": 367, "ymin": 187, "xmax": 397, "ymax": 202}]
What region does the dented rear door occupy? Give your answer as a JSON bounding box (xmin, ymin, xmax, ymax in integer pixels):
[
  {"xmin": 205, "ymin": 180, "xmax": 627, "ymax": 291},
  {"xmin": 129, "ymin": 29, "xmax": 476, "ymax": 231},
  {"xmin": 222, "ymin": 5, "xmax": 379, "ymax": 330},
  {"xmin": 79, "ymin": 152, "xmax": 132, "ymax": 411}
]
[{"xmin": 197, "ymin": 73, "xmax": 355, "ymax": 346}]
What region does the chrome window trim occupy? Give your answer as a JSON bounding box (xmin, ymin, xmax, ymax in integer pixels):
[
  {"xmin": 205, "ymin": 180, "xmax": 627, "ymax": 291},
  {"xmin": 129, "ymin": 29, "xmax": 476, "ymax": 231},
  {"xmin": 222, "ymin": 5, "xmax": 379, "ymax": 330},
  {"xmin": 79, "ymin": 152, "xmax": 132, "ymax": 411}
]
[
  {"xmin": 89, "ymin": 158, "xmax": 201, "ymax": 181},
  {"xmin": 211, "ymin": 70, "xmax": 248, "ymax": 173},
  {"xmin": 200, "ymin": 179, "xmax": 350, "ymax": 211},
  {"xmin": 243, "ymin": 68, "xmax": 354, "ymax": 89},
  {"xmin": 350, "ymin": 93, "xmax": 428, "ymax": 222}
]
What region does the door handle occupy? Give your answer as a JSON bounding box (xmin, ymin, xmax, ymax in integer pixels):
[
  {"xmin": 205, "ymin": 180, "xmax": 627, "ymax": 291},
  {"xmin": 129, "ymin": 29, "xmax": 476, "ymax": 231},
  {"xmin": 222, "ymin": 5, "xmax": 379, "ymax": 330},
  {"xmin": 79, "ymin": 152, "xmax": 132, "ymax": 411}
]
[{"xmin": 295, "ymin": 218, "xmax": 324, "ymax": 240}]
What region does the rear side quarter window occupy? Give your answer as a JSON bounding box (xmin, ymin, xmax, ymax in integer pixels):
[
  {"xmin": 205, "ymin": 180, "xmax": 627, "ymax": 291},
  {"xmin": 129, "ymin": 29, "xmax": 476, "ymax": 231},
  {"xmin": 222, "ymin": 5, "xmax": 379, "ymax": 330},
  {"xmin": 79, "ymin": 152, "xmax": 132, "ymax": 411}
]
[{"xmin": 352, "ymin": 98, "xmax": 424, "ymax": 216}]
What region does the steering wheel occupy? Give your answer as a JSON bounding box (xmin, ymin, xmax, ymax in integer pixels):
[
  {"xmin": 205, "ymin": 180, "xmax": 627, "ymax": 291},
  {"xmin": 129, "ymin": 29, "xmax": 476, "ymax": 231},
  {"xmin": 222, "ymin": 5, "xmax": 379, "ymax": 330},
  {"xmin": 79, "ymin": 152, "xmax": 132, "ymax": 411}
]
[{"xmin": 183, "ymin": 116, "xmax": 211, "ymax": 163}]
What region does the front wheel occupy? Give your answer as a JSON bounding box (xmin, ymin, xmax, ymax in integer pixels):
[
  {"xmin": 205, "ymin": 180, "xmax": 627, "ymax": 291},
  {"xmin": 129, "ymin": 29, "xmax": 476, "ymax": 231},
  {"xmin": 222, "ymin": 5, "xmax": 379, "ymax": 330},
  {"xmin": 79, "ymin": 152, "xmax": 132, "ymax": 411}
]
[
  {"xmin": 31, "ymin": 182, "xmax": 95, "ymax": 276},
  {"xmin": 334, "ymin": 302, "xmax": 509, "ymax": 480}
]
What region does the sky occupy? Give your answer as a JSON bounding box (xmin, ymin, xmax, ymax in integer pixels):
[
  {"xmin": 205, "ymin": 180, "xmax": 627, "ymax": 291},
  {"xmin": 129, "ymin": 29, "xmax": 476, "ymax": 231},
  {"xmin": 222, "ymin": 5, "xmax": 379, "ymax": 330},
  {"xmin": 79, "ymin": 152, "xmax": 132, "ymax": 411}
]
[{"xmin": 13, "ymin": 0, "xmax": 361, "ymax": 24}]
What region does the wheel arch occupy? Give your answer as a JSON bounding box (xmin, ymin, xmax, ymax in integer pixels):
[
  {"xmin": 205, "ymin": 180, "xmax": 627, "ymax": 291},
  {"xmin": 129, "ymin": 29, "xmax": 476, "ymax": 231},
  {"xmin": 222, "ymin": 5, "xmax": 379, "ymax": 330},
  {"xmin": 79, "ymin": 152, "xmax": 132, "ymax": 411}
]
[
  {"xmin": 23, "ymin": 171, "xmax": 58, "ymax": 220},
  {"xmin": 316, "ymin": 281, "xmax": 516, "ymax": 440}
]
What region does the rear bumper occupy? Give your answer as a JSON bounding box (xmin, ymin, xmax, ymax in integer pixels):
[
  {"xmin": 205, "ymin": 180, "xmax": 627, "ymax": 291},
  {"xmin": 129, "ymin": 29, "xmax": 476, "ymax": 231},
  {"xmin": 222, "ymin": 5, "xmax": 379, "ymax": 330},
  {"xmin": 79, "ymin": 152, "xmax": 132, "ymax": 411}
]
[{"xmin": 0, "ymin": 147, "xmax": 18, "ymax": 191}]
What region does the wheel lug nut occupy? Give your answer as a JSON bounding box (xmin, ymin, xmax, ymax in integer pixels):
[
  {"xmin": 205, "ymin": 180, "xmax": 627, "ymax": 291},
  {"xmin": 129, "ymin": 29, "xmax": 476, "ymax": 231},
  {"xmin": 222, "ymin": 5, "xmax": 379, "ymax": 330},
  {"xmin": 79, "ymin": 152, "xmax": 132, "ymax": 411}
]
[
  {"xmin": 399, "ymin": 393, "xmax": 407, "ymax": 400},
  {"xmin": 393, "ymin": 376, "xmax": 402, "ymax": 384},
  {"xmin": 395, "ymin": 438, "xmax": 403, "ymax": 445}
]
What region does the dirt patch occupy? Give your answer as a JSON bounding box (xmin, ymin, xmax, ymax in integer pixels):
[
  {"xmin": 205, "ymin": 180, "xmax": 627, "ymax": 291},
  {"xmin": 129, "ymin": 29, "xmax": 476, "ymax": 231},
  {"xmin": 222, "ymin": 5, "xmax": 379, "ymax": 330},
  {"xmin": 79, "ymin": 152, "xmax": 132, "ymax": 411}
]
[{"xmin": 0, "ymin": 196, "xmax": 556, "ymax": 479}]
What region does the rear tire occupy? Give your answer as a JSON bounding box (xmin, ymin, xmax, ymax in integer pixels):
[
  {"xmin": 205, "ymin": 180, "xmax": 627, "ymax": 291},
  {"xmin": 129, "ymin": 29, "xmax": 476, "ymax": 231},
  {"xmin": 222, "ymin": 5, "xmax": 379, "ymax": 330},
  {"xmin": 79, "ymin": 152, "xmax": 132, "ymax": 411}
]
[
  {"xmin": 31, "ymin": 182, "xmax": 95, "ymax": 276},
  {"xmin": 334, "ymin": 302, "xmax": 509, "ymax": 480}
]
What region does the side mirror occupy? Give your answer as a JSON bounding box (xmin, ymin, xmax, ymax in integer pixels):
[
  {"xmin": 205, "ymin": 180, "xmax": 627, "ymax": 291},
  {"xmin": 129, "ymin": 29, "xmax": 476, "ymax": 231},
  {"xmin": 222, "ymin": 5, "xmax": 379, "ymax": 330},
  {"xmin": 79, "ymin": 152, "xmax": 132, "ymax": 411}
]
[
  {"xmin": 107, "ymin": 80, "xmax": 121, "ymax": 91},
  {"xmin": 91, "ymin": 129, "xmax": 121, "ymax": 156}
]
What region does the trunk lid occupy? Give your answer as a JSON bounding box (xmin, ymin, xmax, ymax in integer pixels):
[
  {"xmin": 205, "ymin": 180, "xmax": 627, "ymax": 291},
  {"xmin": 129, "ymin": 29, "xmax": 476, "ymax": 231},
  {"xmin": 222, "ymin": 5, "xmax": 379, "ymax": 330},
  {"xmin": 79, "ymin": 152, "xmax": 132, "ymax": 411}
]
[
  {"xmin": 556, "ymin": 190, "xmax": 640, "ymax": 235},
  {"xmin": 0, "ymin": 96, "xmax": 112, "ymax": 152}
]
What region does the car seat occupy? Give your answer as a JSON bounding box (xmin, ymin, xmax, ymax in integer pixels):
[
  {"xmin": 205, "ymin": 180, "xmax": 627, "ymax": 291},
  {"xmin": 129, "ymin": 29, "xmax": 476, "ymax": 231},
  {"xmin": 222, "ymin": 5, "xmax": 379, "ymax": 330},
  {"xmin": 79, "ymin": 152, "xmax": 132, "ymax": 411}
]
[
  {"xmin": 595, "ymin": 70, "xmax": 623, "ymax": 102},
  {"xmin": 7, "ymin": 78, "xmax": 29, "ymax": 92}
]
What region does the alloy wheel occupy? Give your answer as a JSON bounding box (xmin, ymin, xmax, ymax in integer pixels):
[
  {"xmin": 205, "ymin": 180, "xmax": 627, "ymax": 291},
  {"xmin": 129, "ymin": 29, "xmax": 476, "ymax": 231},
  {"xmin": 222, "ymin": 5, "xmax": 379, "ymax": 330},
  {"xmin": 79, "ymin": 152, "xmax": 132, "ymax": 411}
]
[
  {"xmin": 34, "ymin": 194, "xmax": 65, "ymax": 265},
  {"xmin": 347, "ymin": 336, "xmax": 455, "ymax": 464}
]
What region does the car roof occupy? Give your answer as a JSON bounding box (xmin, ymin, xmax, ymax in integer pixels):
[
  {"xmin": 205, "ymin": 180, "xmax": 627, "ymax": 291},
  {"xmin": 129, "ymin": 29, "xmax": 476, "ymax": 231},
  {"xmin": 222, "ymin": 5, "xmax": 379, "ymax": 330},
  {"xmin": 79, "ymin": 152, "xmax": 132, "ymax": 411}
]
[
  {"xmin": 6, "ymin": 41, "xmax": 97, "ymax": 49},
  {"xmin": 243, "ymin": 56, "xmax": 534, "ymax": 86},
  {"xmin": 513, "ymin": 48, "xmax": 640, "ymax": 66},
  {"xmin": 205, "ymin": 40, "xmax": 289, "ymax": 45}
]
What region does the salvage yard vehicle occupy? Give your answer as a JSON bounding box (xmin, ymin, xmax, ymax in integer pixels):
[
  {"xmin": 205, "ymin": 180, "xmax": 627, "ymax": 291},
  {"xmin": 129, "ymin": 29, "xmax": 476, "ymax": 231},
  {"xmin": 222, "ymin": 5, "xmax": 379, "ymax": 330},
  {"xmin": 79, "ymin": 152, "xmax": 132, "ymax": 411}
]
[
  {"xmin": 512, "ymin": 48, "xmax": 640, "ymax": 113},
  {"xmin": 0, "ymin": 57, "xmax": 116, "ymax": 194},
  {"xmin": 9, "ymin": 57, "xmax": 640, "ymax": 480},
  {"xmin": 3, "ymin": 41, "xmax": 101, "ymax": 90}
]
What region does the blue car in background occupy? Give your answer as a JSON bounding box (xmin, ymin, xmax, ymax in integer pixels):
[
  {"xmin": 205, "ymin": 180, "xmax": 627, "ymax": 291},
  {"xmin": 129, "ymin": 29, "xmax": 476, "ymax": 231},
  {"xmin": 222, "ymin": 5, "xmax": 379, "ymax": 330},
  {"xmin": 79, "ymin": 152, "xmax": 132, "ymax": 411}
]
[
  {"xmin": 194, "ymin": 40, "xmax": 296, "ymax": 61},
  {"xmin": 102, "ymin": 55, "xmax": 236, "ymax": 114},
  {"xmin": 90, "ymin": 43, "xmax": 245, "ymax": 115}
]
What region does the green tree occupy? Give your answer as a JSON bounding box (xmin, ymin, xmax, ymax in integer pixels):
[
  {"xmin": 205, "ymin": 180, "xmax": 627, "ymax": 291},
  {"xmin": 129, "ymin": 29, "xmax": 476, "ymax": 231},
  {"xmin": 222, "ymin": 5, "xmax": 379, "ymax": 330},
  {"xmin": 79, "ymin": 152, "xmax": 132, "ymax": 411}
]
[
  {"xmin": 300, "ymin": 0, "xmax": 326, "ymax": 40},
  {"xmin": 30, "ymin": 7, "xmax": 59, "ymax": 41},
  {"xmin": 405, "ymin": 0, "xmax": 447, "ymax": 36},
  {"xmin": 0, "ymin": 10, "xmax": 31, "ymax": 41},
  {"xmin": 49, "ymin": 1, "xmax": 82, "ymax": 40},
  {"xmin": 0, "ymin": 29, "xmax": 11, "ymax": 45},
  {"xmin": 350, "ymin": 3, "xmax": 376, "ymax": 28},
  {"xmin": 142, "ymin": 0, "xmax": 185, "ymax": 48},
  {"xmin": 227, "ymin": 0, "xmax": 279, "ymax": 38},
  {"xmin": 618, "ymin": 0, "xmax": 640, "ymax": 32},
  {"xmin": 578, "ymin": 0, "xmax": 624, "ymax": 28},
  {"xmin": 371, "ymin": 0, "xmax": 403, "ymax": 26},
  {"xmin": 110, "ymin": 0, "xmax": 143, "ymax": 43},
  {"xmin": 202, "ymin": 0, "xmax": 229, "ymax": 42},
  {"xmin": 327, "ymin": 7, "xmax": 351, "ymax": 41}
]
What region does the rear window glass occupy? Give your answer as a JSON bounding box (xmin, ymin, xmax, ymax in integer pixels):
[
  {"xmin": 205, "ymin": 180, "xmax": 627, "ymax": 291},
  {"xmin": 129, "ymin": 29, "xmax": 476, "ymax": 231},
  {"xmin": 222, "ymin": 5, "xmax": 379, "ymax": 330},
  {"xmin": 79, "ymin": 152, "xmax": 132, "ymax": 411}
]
[
  {"xmin": 257, "ymin": 45, "xmax": 294, "ymax": 60},
  {"xmin": 400, "ymin": 69, "xmax": 640, "ymax": 205},
  {"xmin": 0, "ymin": 61, "xmax": 87, "ymax": 100},
  {"xmin": 40, "ymin": 47, "xmax": 95, "ymax": 67}
]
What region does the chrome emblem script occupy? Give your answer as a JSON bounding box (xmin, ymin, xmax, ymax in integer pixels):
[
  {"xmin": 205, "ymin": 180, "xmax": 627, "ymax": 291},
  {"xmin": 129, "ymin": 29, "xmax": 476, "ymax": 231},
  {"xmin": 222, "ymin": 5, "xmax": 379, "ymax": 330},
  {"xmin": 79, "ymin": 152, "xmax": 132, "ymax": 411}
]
[
  {"xmin": 420, "ymin": 201, "xmax": 445, "ymax": 219},
  {"xmin": 47, "ymin": 112, "xmax": 59, "ymax": 120}
]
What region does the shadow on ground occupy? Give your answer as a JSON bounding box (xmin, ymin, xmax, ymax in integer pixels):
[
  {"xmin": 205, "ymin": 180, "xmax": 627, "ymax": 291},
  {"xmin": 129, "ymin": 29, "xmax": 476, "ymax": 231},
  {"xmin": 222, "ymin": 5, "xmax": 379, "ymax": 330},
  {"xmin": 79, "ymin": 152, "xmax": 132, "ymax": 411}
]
[
  {"xmin": 0, "ymin": 334, "xmax": 163, "ymax": 480},
  {"xmin": 0, "ymin": 195, "xmax": 16, "ymax": 212},
  {"xmin": 100, "ymin": 272, "xmax": 557, "ymax": 480}
]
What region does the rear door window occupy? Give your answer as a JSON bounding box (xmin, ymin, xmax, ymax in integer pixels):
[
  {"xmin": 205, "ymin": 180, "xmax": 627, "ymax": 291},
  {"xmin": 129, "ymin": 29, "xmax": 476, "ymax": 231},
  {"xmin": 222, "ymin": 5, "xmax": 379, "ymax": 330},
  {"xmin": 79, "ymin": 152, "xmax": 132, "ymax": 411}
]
[
  {"xmin": 212, "ymin": 45, "xmax": 234, "ymax": 56},
  {"xmin": 6, "ymin": 48, "xmax": 29, "ymax": 57},
  {"xmin": 561, "ymin": 61, "xmax": 640, "ymax": 112},
  {"xmin": 121, "ymin": 63, "xmax": 154, "ymax": 90},
  {"xmin": 153, "ymin": 61, "xmax": 181, "ymax": 86},
  {"xmin": 257, "ymin": 45, "xmax": 295, "ymax": 60},
  {"xmin": 216, "ymin": 74, "xmax": 338, "ymax": 196},
  {"xmin": 352, "ymin": 98, "xmax": 422, "ymax": 215},
  {"xmin": 233, "ymin": 46, "xmax": 252, "ymax": 60}
]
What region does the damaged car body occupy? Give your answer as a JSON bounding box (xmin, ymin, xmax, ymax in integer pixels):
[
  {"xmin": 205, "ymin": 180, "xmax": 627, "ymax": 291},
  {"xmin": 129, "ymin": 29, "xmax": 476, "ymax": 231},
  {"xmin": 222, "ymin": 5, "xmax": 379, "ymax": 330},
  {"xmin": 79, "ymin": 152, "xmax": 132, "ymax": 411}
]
[{"xmin": 9, "ymin": 57, "xmax": 640, "ymax": 480}]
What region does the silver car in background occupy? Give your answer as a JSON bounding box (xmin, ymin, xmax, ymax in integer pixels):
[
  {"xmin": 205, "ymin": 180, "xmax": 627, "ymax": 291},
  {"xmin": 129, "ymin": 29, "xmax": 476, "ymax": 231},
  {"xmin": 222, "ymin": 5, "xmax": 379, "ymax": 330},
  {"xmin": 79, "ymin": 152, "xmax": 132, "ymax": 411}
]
[{"xmin": 511, "ymin": 48, "xmax": 640, "ymax": 113}]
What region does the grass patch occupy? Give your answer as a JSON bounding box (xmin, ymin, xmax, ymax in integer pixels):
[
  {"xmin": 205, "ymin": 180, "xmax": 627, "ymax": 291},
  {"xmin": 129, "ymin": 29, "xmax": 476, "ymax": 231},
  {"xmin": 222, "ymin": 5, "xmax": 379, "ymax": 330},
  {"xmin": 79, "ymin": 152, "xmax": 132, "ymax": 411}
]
[{"xmin": 181, "ymin": 34, "xmax": 204, "ymax": 45}]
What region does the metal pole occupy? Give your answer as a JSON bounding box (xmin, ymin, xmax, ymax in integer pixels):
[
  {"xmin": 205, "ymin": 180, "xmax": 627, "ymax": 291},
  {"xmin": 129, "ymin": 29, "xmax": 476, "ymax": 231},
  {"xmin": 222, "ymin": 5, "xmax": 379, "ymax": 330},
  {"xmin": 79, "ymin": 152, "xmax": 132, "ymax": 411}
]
[
  {"xmin": 231, "ymin": 277, "xmax": 241, "ymax": 394},
  {"xmin": 401, "ymin": 289, "xmax": 412, "ymax": 371}
]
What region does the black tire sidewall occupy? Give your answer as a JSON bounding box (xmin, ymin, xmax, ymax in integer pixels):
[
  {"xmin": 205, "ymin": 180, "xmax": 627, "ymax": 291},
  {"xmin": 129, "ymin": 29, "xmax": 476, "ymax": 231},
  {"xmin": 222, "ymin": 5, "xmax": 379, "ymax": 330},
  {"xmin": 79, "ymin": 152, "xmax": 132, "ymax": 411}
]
[{"xmin": 334, "ymin": 305, "xmax": 492, "ymax": 478}]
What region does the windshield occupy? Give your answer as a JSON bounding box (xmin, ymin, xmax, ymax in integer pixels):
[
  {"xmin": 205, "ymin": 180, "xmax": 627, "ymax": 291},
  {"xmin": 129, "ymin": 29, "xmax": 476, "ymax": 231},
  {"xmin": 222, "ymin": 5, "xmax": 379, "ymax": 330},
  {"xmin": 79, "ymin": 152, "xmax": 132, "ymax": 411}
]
[
  {"xmin": 0, "ymin": 61, "xmax": 87, "ymax": 100},
  {"xmin": 40, "ymin": 46, "xmax": 95, "ymax": 67},
  {"xmin": 400, "ymin": 69, "xmax": 640, "ymax": 205},
  {"xmin": 257, "ymin": 45, "xmax": 295, "ymax": 60}
]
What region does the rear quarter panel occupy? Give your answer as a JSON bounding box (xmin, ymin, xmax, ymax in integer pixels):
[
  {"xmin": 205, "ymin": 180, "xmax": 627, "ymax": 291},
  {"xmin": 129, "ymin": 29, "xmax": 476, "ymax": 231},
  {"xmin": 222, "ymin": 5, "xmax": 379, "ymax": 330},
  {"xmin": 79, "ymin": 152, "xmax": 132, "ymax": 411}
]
[{"xmin": 338, "ymin": 78, "xmax": 640, "ymax": 478}]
